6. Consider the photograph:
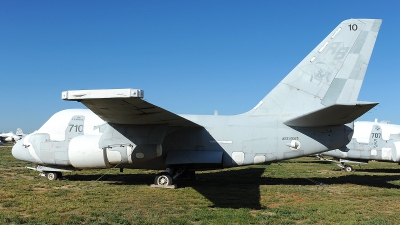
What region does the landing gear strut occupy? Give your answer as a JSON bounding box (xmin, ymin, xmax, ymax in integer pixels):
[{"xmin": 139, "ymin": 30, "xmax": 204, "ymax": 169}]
[
  {"xmin": 26, "ymin": 165, "xmax": 71, "ymax": 180},
  {"xmin": 316, "ymin": 155, "xmax": 355, "ymax": 172},
  {"xmin": 336, "ymin": 161, "xmax": 354, "ymax": 172}
]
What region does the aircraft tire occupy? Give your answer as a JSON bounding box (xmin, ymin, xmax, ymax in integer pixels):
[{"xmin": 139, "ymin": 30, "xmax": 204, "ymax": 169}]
[
  {"xmin": 154, "ymin": 172, "xmax": 173, "ymax": 186},
  {"xmin": 45, "ymin": 172, "xmax": 59, "ymax": 181},
  {"xmin": 344, "ymin": 165, "xmax": 353, "ymax": 172}
]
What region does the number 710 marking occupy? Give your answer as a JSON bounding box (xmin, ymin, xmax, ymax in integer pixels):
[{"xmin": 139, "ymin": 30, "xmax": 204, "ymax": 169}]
[{"xmin": 69, "ymin": 125, "xmax": 83, "ymax": 132}]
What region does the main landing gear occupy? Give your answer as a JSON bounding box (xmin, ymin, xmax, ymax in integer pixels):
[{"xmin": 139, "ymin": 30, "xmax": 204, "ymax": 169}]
[
  {"xmin": 154, "ymin": 172, "xmax": 173, "ymax": 186},
  {"xmin": 153, "ymin": 167, "xmax": 196, "ymax": 187}
]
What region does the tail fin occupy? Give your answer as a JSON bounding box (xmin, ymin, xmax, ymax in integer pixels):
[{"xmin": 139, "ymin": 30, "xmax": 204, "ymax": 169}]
[
  {"xmin": 65, "ymin": 115, "xmax": 85, "ymax": 141},
  {"xmin": 370, "ymin": 124, "xmax": 383, "ymax": 148},
  {"xmin": 15, "ymin": 128, "xmax": 23, "ymax": 136},
  {"xmin": 246, "ymin": 19, "xmax": 382, "ymax": 119}
]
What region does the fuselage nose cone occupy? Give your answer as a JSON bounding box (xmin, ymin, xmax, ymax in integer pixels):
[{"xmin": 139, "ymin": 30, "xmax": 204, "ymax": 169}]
[{"xmin": 12, "ymin": 139, "xmax": 35, "ymax": 162}]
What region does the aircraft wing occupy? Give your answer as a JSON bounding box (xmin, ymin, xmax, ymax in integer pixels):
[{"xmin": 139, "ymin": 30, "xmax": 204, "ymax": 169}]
[
  {"xmin": 284, "ymin": 102, "xmax": 378, "ymax": 127},
  {"xmin": 62, "ymin": 89, "xmax": 201, "ymax": 127},
  {"xmin": 0, "ymin": 133, "xmax": 9, "ymax": 138}
]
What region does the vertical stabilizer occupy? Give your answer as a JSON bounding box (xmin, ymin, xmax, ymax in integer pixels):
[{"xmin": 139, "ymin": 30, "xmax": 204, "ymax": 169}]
[
  {"xmin": 369, "ymin": 124, "xmax": 383, "ymax": 149},
  {"xmin": 16, "ymin": 128, "xmax": 24, "ymax": 136},
  {"xmin": 65, "ymin": 116, "xmax": 85, "ymax": 141},
  {"xmin": 246, "ymin": 19, "xmax": 382, "ymax": 117}
]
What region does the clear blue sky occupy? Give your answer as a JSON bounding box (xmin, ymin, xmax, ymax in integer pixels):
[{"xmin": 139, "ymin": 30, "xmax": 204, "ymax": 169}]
[{"xmin": 1, "ymin": 1, "xmax": 399, "ymax": 133}]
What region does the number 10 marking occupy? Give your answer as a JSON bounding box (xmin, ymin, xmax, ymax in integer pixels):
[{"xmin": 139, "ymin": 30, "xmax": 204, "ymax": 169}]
[{"xmin": 348, "ymin": 24, "xmax": 358, "ymax": 31}]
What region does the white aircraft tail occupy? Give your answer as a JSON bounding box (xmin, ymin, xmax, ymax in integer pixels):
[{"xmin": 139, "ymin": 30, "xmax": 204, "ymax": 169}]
[
  {"xmin": 15, "ymin": 128, "xmax": 24, "ymax": 136},
  {"xmin": 65, "ymin": 116, "xmax": 85, "ymax": 141},
  {"xmin": 246, "ymin": 19, "xmax": 382, "ymax": 126}
]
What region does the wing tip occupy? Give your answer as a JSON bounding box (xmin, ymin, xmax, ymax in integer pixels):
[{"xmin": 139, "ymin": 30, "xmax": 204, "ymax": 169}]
[{"xmin": 62, "ymin": 89, "xmax": 144, "ymax": 100}]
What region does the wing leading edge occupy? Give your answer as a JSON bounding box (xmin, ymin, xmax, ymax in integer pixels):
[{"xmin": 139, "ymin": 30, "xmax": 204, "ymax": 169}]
[{"xmin": 62, "ymin": 89, "xmax": 201, "ymax": 127}]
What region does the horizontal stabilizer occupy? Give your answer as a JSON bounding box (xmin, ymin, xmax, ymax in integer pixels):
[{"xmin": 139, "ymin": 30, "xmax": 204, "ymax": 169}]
[{"xmin": 284, "ymin": 102, "xmax": 378, "ymax": 127}]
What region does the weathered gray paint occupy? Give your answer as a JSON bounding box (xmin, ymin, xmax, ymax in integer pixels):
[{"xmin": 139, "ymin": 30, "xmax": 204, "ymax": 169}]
[{"xmin": 12, "ymin": 19, "xmax": 383, "ymax": 175}]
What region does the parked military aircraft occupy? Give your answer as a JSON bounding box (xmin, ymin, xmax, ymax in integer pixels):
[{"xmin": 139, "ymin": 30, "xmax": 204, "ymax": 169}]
[
  {"xmin": 319, "ymin": 120, "xmax": 400, "ymax": 172},
  {"xmin": 12, "ymin": 19, "xmax": 382, "ymax": 186},
  {"xmin": 0, "ymin": 128, "xmax": 24, "ymax": 143}
]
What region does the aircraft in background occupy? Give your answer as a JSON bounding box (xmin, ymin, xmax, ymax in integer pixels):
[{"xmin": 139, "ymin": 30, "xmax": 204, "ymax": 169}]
[
  {"xmin": 0, "ymin": 128, "xmax": 24, "ymax": 143},
  {"xmin": 12, "ymin": 19, "xmax": 381, "ymax": 186},
  {"xmin": 319, "ymin": 120, "xmax": 400, "ymax": 172}
]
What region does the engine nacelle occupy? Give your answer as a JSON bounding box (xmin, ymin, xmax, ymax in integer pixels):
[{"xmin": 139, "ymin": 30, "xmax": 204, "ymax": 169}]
[
  {"xmin": 69, "ymin": 135, "xmax": 110, "ymax": 169},
  {"xmin": 5, "ymin": 136, "xmax": 13, "ymax": 142},
  {"xmin": 391, "ymin": 141, "xmax": 400, "ymax": 162}
]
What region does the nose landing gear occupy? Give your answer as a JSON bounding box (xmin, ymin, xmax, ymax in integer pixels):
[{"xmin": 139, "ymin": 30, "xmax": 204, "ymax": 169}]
[
  {"xmin": 43, "ymin": 172, "xmax": 63, "ymax": 181},
  {"xmin": 26, "ymin": 165, "xmax": 73, "ymax": 180}
]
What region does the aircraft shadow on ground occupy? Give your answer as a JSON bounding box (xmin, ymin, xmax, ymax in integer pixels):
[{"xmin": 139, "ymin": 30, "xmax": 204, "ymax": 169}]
[
  {"xmin": 353, "ymin": 168, "xmax": 400, "ymax": 174},
  {"xmin": 65, "ymin": 167, "xmax": 400, "ymax": 209},
  {"xmin": 286, "ymin": 160, "xmax": 334, "ymax": 164}
]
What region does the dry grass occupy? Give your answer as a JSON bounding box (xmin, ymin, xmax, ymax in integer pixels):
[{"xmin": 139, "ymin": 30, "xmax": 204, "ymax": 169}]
[{"xmin": 1, "ymin": 146, "xmax": 400, "ymax": 224}]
